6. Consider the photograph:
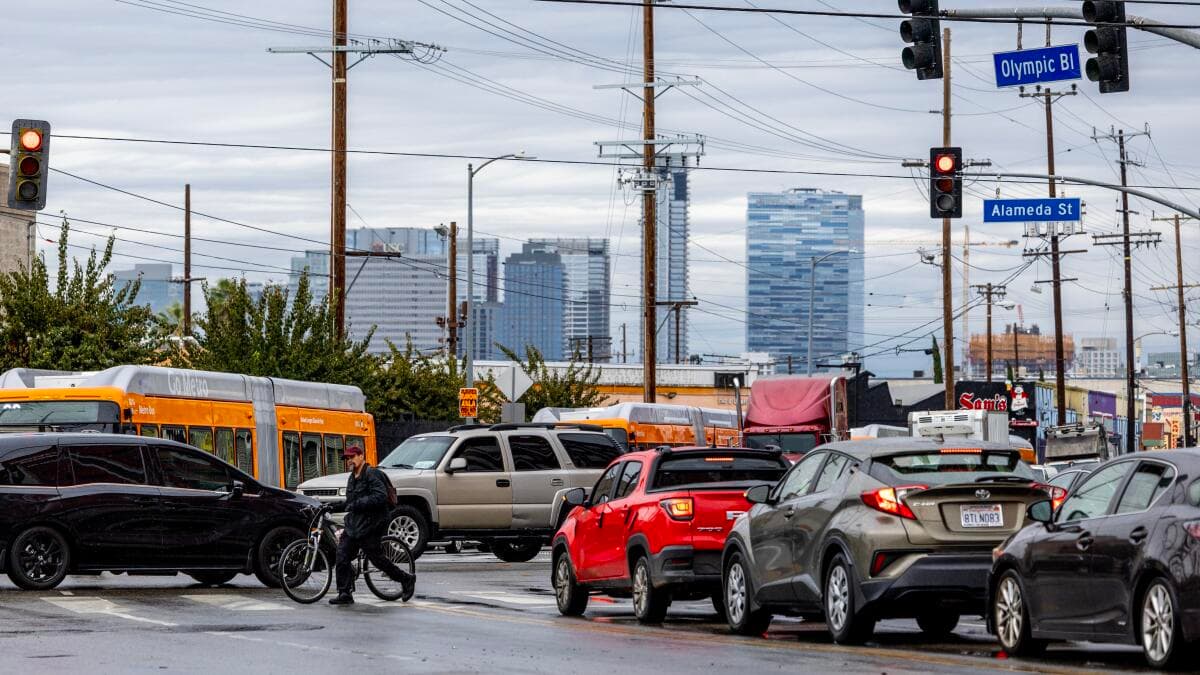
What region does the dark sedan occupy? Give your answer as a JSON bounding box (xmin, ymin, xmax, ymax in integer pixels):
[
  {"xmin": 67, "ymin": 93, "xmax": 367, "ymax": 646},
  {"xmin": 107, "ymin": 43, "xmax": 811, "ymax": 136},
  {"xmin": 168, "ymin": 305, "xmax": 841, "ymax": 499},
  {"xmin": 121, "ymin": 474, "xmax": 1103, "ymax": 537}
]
[
  {"xmin": 0, "ymin": 433, "xmax": 318, "ymax": 590},
  {"xmin": 989, "ymin": 449, "xmax": 1200, "ymax": 669}
]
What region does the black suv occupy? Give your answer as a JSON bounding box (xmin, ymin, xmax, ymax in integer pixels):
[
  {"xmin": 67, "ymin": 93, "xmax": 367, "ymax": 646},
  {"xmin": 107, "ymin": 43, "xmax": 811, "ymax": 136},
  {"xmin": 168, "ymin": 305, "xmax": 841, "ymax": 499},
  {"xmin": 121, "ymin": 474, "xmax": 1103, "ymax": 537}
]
[{"xmin": 0, "ymin": 433, "xmax": 318, "ymax": 590}]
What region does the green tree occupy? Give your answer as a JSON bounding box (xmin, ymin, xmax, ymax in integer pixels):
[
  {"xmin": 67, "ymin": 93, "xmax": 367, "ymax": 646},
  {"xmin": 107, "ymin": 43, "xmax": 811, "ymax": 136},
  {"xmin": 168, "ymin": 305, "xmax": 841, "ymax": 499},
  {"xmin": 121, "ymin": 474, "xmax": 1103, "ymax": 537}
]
[
  {"xmin": 369, "ymin": 340, "xmax": 501, "ymax": 423},
  {"xmin": 0, "ymin": 219, "xmax": 161, "ymax": 370},
  {"xmin": 499, "ymin": 344, "xmax": 608, "ymax": 419},
  {"xmin": 157, "ymin": 301, "xmax": 185, "ymax": 338},
  {"xmin": 177, "ymin": 272, "xmax": 378, "ymax": 393},
  {"xmin": 930, "ymin": 336, "xmax": 943, "ymax": 384}
]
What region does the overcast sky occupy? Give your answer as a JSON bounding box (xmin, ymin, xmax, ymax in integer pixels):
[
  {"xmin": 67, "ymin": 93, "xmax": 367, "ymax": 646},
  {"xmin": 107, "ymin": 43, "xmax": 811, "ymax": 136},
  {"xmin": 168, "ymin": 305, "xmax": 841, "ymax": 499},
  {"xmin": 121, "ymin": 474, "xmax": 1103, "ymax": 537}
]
[{"xmin": 9, "ymin": 0, "xmax": 1200, "ymax": 376}]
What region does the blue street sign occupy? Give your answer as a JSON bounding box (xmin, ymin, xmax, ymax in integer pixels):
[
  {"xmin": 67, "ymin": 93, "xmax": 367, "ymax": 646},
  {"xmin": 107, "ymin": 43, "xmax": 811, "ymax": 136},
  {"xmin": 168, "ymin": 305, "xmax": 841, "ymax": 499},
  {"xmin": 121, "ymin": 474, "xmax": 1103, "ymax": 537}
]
[
  {"xmin": 983, "ymin": 198, "xmax": 1082, "ymax": 223},
  {"xmin": 993, "ymin": 44, "xmax": 1081, "ymax": 88}
]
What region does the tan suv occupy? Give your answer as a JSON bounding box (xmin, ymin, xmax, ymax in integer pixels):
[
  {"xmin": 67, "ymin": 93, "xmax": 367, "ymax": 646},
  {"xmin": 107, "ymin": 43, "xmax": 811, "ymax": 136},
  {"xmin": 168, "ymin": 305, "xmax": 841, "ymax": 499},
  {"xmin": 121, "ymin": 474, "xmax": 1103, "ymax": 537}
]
[{"xmin": 296, "ymin": 423, "xmax": 623, "ymax": 562}]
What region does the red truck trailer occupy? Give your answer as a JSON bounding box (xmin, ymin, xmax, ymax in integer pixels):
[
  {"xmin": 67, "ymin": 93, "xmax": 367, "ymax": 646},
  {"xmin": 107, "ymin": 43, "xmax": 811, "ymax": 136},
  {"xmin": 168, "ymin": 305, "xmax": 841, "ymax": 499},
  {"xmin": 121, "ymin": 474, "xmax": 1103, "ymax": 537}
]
[{"xmin": 741, "ymin": 376, "xmax": 849, "ymax": 460}]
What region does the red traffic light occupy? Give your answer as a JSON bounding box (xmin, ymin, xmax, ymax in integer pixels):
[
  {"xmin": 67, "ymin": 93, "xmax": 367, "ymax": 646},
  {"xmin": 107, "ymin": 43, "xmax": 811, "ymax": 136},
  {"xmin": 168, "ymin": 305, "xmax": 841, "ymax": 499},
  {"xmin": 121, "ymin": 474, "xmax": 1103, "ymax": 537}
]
[
  {"xmin": 19, "ymin": 128, "xmax": 43, "ymax": 152},
  {"xmin": 934, "ymin": 153, "xmax": 957, "ymax": 173}
]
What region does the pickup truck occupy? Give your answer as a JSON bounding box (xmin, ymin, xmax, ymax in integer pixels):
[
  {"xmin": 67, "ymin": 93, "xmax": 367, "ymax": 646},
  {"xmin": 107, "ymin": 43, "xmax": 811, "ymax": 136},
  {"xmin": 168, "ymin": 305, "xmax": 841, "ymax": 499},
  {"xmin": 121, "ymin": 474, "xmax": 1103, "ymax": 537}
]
[{"xmin": 297, "ymin": 424, "xmax": 624, "ymax": 562}]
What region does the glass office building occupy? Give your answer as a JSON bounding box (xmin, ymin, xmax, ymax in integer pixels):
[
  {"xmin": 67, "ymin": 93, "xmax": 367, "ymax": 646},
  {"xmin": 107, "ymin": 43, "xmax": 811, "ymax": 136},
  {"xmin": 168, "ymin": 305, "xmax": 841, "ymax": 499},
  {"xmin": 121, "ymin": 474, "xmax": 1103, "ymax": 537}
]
[
  {"xmin": 745, "ymin": 189, "xmax": 864, "ymax": 373},
  {"xmin": 526, "ymin": 238, "xmax": 611, "ymax": 361}
]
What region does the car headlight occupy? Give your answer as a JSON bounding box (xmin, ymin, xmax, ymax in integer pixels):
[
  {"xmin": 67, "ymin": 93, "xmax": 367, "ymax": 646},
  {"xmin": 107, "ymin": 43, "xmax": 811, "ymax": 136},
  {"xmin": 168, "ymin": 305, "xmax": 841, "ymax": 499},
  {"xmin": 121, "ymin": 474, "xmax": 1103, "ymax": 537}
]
[{"xmin": 338, "ymin": 487, "xmax": 347, "ymax": 497}]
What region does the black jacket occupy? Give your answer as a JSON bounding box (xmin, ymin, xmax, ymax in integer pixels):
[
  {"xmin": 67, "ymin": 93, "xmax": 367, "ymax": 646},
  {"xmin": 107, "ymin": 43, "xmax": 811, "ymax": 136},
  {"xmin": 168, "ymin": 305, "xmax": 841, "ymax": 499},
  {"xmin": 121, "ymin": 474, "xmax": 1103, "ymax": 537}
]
[{"xmin": 343, "ymin": 465, "xmax": 390, "ymax": 539}]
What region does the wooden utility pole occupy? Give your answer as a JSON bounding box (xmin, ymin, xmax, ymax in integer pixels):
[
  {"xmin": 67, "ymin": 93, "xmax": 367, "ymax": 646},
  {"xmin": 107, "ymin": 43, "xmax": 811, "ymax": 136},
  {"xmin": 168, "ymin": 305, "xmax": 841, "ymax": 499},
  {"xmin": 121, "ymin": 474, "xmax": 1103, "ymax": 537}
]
[
  {"xmin": 183, "ymin": 183, "xmax": 192, "ymax": 337},
  {"xmin": 621, "ymin": 323, "xmax": 627, "ymax": 364},
  {"xmin": 973, "ymin": 283, "xmax": 1007, "ymax": 382},
  {"xmin": 446, "ymin": 222, "xmax": 459, "ymax": 357},
  {"xmin": 641, "ymin": 0, "xmax": 657, "ymax": 402},
  {"xmin": 331, "ymin": 0, "xmax": 348, "ymax": 337},
  {"xmin": 941, "ymin": 27, "xmax": 954, "ymax": 409},
  {"xmin": 1151, "ymin": 212, "xmax": 1196, "ymax": 448}
]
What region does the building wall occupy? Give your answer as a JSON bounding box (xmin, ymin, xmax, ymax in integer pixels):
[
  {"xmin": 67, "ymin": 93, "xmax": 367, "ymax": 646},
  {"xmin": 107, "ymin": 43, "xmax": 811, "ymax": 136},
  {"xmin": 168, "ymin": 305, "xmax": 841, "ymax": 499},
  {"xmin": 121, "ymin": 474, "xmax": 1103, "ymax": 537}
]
[
  {"xmin": 344, "ymin": 254, "xmax": 445, "ymax": 355},
  {"xmin": 645, "ymin": 158, "xmax": 692, "ymax": 363},
  {"xmin": 527, "ymin": 238, "xmax": 611, "ymax": 360},
  {"xmin": 745, "ymin": 189, "xmax": 864, "ymax": 373},
  {"xmin": 112, "ymin": 263, "xmax": 179, "ymax": 315},
  {"xmin": 499, "ymin": 250, "xmax": 564, "ymax": 360},
  {"xmin": 0, "ymin": 165, "xmax": 35, "ymax": 277}
]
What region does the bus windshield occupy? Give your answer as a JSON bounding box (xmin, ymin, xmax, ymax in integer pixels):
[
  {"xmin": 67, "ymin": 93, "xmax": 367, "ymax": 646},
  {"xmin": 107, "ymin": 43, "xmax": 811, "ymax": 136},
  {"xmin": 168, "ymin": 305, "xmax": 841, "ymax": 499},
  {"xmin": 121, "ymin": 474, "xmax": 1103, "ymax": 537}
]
[
  {"xmin": 380, "ymin": 436, "xmax": 455, "ymax": 470},
  {"xmin": 0, "ymin": 400, "xmax": 120, "ymax": 432}
]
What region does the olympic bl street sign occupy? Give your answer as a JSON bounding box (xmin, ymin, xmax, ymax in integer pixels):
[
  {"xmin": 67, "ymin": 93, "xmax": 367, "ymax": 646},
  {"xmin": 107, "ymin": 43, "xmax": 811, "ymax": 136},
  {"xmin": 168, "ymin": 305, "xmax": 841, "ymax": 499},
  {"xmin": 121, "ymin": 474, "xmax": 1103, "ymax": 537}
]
[{"xmin": 993, "ymin": 44, "xmax": 1082, "ymax": 88}]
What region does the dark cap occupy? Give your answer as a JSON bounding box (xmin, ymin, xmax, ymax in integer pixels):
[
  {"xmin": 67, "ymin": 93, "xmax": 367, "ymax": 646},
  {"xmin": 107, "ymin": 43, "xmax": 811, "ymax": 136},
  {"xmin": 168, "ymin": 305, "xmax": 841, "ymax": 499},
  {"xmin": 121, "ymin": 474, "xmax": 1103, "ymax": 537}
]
[{"xmin": 342, "ymin": 445, "xmax": 364, "ymax": 459}]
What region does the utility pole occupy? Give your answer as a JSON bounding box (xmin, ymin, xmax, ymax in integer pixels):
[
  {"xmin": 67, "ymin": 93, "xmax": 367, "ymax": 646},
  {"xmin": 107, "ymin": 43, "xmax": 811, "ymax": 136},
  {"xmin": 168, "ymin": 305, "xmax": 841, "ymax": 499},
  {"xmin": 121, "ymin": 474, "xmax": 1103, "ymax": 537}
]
[
  {"xmin": 447, "ymin": 222, "xmax": 458, "ymax": 357},
  {"xmin": 940, "ymin": 27, "xmax": 954, "ymax": 410},
  {"xmin": 1151, "ymin": 212, "xmax": 1196, "ymax": 448},
  {"xmin": 972, "ymin": 283, "xmax": 1007, "ymax": 382},
  {"xmin": 621, "ymin": 323, "xmax": 627, "ymax": 364},
  {"xmin": 1017, "ymin": 21, "xmax": 1077, "ymax": 423},
  {"xmin": 655, "ymin": 299, "xmax": 698, "ymax": 364},
  {"xmin": 183, "ymin": 183, "xmax": 192, "ymax": 337},
  {"xmin": 641, "ymin": 0, "xmax": 657, "ymax": 401},
  {"xmin": 1093, "ymin": 126, "xmax": 1155, "ymax": 454}
]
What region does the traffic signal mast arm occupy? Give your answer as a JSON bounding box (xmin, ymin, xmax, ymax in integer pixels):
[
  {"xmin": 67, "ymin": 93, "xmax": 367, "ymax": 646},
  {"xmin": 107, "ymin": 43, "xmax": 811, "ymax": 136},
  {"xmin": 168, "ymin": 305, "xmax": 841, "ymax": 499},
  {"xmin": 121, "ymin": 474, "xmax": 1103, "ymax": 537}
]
[
  {"xmin": 943, "ymin": 6, "xmax": 1200, "ymax": 51},
  {"xmin": 977, "ymin": 170, "xmax": 1200, "ymax": 222}
]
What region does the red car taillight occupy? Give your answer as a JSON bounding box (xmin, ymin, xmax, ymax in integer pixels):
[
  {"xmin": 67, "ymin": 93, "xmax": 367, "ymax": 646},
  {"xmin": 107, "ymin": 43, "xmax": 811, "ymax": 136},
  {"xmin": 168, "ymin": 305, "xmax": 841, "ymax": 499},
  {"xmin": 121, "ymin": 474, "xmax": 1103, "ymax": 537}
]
[
  {"xmin": 660, "ymin": 497, "xmax": 694, "ymax": 521},
  {"xmin": 861, "ymin": 485, "xmax": 927, "ymax": 520},
  {"xmin": 1033, "ymin": 482, "xmax": 1069, "ymax": 510}
]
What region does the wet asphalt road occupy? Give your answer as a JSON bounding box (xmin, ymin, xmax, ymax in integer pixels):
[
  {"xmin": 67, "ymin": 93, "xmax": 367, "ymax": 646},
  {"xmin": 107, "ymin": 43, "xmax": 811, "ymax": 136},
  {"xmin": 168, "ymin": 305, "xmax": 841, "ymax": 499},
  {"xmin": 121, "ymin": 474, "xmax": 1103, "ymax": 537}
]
[{"xmin": 0, "ymin": 549, "xmax": 1158, "ymax": 674}]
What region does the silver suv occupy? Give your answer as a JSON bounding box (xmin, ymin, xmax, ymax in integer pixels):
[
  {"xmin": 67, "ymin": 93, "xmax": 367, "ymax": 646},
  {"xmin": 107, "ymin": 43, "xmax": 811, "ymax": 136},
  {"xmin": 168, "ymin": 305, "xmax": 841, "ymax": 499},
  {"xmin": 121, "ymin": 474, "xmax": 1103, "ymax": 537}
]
[{"xmin": 296, "ymin": 423, "xmax": 623, "ymax": 562}]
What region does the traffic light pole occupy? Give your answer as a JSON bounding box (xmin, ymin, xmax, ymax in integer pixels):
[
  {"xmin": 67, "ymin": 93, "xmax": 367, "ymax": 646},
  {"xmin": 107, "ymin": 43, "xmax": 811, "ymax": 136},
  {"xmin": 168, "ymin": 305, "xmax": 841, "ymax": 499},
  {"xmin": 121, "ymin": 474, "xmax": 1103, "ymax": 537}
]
[
  {"xmin": 941, "ymin": 27, "xmax": 954, "ymax": 410},
  {"xmin": 1149, "ymin": 213, "xmax": 1196, "ymax": 448}
]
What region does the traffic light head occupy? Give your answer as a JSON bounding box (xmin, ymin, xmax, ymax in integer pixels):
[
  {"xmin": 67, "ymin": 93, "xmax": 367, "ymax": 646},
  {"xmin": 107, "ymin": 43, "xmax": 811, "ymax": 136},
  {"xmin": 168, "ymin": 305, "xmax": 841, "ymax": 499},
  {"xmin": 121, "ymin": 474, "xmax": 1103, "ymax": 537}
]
[
  {"xmin": 929, "ymin": 146, "xmax": 962, "ymax": 219},
  {"xmin": 7, "ymin": 119, "xmax": 50, "ymax": 211},
  {"xmin": 898, "ymin": 0, "xmax": 942, "ymax": 80},
  {"xmin": 1082, "ymin": 1, "xmax": 1129, "ymax": 93}
]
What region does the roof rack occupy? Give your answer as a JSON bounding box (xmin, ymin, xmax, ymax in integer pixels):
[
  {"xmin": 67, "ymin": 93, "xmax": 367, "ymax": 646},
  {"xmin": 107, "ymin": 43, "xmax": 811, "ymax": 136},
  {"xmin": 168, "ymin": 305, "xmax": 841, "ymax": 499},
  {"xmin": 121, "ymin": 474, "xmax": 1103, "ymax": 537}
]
[
  {"xmin": 447, "ymin": 424, "xmax": 491, "ymax": 433},
  {"xmin": 487, "ymin": 423, "xmax": 556, "ymax": 431}
]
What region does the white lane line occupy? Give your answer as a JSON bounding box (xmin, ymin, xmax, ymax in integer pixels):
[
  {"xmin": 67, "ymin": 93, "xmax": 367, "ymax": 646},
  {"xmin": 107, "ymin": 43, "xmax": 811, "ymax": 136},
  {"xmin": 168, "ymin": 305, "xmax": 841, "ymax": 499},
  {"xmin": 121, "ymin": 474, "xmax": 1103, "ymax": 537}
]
[
  {"xmin": 206, "ymin": 631, "xmax": 413, "ymax": 662},
  {"xmin": 182, "ymin": 594, "xmax": 292, "ymax": 611},
  {"xmin": 42, "ymin": 596, "xmax": 177, "ymax": 627},
  {"xmin": 452, "ymin": 590, "xmax": 557, "ymax": 606},
  {"xmin": 58, "ymin": 590, "xmax": 74, "ymax": 596}
]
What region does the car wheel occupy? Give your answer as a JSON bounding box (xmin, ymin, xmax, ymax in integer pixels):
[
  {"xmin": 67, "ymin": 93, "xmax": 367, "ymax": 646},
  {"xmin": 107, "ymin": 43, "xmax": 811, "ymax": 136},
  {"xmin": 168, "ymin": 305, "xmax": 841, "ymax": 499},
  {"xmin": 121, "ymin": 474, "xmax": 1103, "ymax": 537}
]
[
  {"xmin": 385, "ymin": 506, "xmax": 429, "ymax": 559},
  {"xmin": 253, "ymin": 526, "xmax": 303, "ymax": 588},
  {"xmin": 632, "ymin": 556, "xmax": 670, "ymax": 624},
  {"xmin": 491, "ymin": 540, "xmax": 543, "ymax": 563},
  {"xmin": 916, "ymin": 611, "xmax": 959, "ymax": 638},
  {"xmin": 724, "ymin": 552, "xmax": 771, "ymax": 635},
  {"xmin": 824, "ymin": 553, "xmax": 874, "ymax": 645},
  {"xmin": 188, "ymin": 571, "xmax": 238, "ymax": 586},
  {"xmin": 7, "ymin": 526, "xmax": 70, "ymax": 591},
  {"xmin": 552, "ymin": 551, "xmax": 589, "ymax": 616},
  {"xmin": 993, "ymin": 570, "xmax": 1045, "ymax": 657},
  {"xmin": 1140, "ymin": 577, "xmax": 1193, "ymax": 669}
]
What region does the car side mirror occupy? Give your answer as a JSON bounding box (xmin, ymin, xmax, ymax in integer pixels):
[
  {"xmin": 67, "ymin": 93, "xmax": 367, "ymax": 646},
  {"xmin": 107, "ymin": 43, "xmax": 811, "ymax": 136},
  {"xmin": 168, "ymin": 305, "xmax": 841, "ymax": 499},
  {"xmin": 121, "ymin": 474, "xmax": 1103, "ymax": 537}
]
[
  {"xmin": 562, "ymin": 487, "xmax": 586, "ymax": 507},
  {"xmin": 230, "ymin": 480, "xmax": 245, "ymax": 499},
  {"xmin": 1027, "ymin": 499, "xmax": 1053, "ymax": 525},
  {"xmin": 446, "ymin": 457, "xmax": 468, "ymax": 474},
  {"xmin": 745, "ymin": 484, "xmax": 771, "ymax": 505}
]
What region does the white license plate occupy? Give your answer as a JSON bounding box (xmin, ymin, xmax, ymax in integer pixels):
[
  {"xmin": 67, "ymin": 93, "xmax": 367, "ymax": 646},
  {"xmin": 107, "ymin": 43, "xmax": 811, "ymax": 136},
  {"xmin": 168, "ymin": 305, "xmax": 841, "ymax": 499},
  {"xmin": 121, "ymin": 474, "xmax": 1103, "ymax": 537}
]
[{"xmin": 960, "ymin": 504, "xmax": 1004, "ymax": 528}]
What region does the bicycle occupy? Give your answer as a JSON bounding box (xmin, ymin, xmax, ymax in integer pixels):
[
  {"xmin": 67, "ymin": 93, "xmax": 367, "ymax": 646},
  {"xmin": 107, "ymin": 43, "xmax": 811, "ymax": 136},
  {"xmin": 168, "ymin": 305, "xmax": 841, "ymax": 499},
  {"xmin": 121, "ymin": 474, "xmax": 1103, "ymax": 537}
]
[{"xmin": 278, "ymin": 504, "xmax": 415, "ymax": 604}]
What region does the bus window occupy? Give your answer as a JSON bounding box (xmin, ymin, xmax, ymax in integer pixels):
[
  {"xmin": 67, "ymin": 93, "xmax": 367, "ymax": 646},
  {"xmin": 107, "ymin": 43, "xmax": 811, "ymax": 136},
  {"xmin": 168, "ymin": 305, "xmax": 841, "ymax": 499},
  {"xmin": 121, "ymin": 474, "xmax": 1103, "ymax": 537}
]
[
  {"xmin": 235, "ymin": 429, "xmax": 254, "ymax": 476},
  {"xmin": 189, "ymin": 427, "xmax": 215, "ymax": 455},
  {"xmin": 283, "ymin": 432, "xmax": 301, "ymax": 490},
  {"xmin": 140, "ymin": 424, "xmax": 159, "ymax": 438},
  {"xmin": 301, "ymin": 433, "xmax": 322, "ymax": 481},
  {"xmin": 163, "ymin": 425, "xmax": 187, "ymax": 444},
  {"xmin": 324, "ymin": 435, "xmax": 345, "ymax": 475},
  {"xmin": 215, "ymin": 428, "xmax": 235, "ymax": 465}
]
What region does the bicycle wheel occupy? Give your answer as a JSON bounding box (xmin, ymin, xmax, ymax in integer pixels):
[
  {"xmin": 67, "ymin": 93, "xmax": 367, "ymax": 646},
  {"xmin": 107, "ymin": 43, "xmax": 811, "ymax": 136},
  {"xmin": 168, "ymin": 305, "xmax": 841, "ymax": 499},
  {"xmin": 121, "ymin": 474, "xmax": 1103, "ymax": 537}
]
[
  {"xmin": 364, "ymin": 535, "xmax": 415, "ymax": 601},
  {"xmin": 279, "ymin": 539, "xmax": 332, "ymax": 604}
]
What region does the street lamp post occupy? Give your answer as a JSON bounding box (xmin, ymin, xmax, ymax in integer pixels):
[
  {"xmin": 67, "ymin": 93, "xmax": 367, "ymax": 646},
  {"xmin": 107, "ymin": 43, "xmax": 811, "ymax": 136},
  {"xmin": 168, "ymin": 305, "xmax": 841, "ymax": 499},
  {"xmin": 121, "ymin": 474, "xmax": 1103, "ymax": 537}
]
[
  {"xmin": 807, "ymin": 250, "xmax": 855, "ymax": 376},
  {"xmin": 464, "ymin": 152, "xmax": 530, "ymax": 420}
]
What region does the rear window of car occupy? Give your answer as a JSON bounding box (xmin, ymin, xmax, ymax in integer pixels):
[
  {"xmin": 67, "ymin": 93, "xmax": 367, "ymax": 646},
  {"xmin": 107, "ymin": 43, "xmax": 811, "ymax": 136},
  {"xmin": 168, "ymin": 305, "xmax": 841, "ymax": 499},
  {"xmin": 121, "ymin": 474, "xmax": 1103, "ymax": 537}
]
[
  {"xmin": 559, "ymin": 433, "xmax": 623, "ymax": 469},
  {"xmin": 871, "ymin": 450, "xmax": 1034, "ymax": 486},
  {"xmin": 652, "ymin": 454, "xmax": 788, "ymax": 490}
]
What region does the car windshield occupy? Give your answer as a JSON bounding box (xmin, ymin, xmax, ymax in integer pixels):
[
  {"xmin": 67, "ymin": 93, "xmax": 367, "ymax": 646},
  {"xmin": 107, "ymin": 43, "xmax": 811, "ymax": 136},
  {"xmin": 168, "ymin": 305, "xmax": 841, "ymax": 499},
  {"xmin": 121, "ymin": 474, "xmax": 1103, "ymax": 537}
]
[
  {"xmin": 652, "ymin": 453, "xmax": 788, "ymax": 489},
  {"xmin": 873, "ymin": 450, "xmax": 1035, "ymax": 486},
  {"xmin": 745, "ymin": 432, "xmax": 818, "ymax": 455},
  {"xmin": 379, "ymin": 436, "xmax": 455, "ymax": 470}
]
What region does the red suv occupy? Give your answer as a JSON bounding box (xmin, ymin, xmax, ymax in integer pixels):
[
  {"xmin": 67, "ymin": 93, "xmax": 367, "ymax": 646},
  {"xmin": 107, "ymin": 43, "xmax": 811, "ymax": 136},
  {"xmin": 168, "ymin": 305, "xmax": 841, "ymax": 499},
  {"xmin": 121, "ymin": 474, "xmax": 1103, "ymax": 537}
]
[{"xmin": 551, "ymin": 446, "xmax": 789, "ymax": 623}]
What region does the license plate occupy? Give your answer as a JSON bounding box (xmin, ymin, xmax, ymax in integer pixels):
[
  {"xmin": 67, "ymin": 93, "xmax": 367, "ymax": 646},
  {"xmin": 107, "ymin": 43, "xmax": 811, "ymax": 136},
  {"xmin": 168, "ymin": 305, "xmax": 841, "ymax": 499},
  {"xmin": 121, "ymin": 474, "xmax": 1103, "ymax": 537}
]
[{"xmin": 960, "ymin": 504, "xmax": 1003, "ymax": 528}]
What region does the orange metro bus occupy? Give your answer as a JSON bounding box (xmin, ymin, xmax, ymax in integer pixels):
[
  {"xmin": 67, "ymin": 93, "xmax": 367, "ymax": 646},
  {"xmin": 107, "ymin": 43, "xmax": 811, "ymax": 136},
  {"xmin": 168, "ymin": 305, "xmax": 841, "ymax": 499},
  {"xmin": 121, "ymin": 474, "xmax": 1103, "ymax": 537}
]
[{"xmin": 0, "ymin": 365, "xmax": 374, "ymax": 490}]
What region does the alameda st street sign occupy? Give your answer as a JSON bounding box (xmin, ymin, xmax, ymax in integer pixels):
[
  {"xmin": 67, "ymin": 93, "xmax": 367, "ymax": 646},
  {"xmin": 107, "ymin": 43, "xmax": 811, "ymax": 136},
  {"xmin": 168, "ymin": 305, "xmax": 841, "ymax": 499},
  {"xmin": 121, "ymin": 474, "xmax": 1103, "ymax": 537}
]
[
  {"xmin": 993, "ymin": 44, "xmax": 1082, "ymax": 88},
  {"xmin": 983, "ymin": 198, "xmax": 1082, "ymax": 223}
]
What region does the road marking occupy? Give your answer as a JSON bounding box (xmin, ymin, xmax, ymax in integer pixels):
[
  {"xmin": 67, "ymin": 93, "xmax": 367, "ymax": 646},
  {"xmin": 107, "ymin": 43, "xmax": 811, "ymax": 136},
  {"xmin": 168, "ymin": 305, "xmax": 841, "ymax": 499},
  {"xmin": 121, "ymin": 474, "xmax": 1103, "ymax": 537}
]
[
  {"xmin": 206, "ymin": 631, "xmax": 414, "ymax": 662},
  {"xmin": 58, "ymin": 590, "xmax": 74, "ymax": 596},
  {"xmin": 182, "ymin": 594, "xmax": 292, "ymax": 611},
  {"xmin": 452, "ymin": 590, "xmax": 556, "ymax": 606},
  {"xmin": 41, "ymin": 596, "xmax": 177, "ymax": 627}
]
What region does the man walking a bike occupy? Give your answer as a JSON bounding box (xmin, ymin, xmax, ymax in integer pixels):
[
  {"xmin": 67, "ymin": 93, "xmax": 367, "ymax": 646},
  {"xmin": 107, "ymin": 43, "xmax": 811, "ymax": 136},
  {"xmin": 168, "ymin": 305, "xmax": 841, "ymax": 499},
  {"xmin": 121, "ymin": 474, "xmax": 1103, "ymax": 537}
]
[{"xmin": 329, "ymin": 445, "xmax": 415, "ymax": 605}]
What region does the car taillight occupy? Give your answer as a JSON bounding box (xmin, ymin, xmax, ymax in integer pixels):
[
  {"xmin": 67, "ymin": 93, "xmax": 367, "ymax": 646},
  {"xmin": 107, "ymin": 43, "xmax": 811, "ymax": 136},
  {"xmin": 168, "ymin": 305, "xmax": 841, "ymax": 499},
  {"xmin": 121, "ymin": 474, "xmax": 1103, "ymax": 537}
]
[
  {"xmin": 1184, "ymin": 521, "xmax": 1200, "ymax": 540},
  {"xmin": 1033, "ymin": 482, "xmax": 1069, "ymax": 510},
  {"xmin": 661, "ymin": 498, "xmax": 694, "ymax": 521},
  {"xmin": 861, "ymin": 485, "xmax": 926, "ymax": 520}
]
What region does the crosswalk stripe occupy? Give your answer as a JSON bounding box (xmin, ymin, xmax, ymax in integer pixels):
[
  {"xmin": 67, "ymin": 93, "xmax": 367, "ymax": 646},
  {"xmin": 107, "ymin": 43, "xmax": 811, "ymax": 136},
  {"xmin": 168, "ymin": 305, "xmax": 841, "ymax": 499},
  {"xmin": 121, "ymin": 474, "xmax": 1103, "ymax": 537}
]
[
  {"xmin": 42, "ymin": 596, "xmax": 177, "ymax": 627},
  {"xmin": 181, "ymin": 593, "xmax": 292, "ymax": 611},
  {"xmin": 453, "ymin": 590, "xmax": 557, "ymax": 606}
]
